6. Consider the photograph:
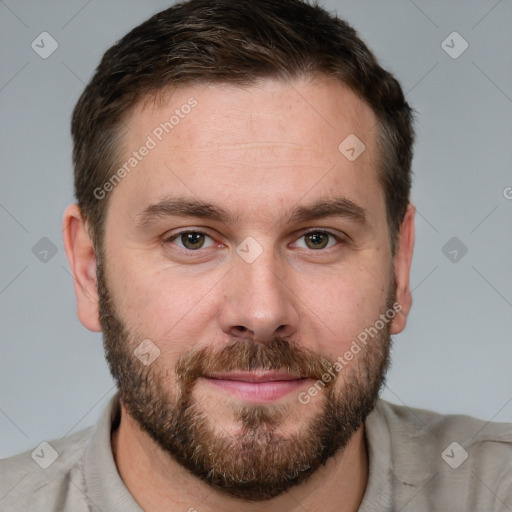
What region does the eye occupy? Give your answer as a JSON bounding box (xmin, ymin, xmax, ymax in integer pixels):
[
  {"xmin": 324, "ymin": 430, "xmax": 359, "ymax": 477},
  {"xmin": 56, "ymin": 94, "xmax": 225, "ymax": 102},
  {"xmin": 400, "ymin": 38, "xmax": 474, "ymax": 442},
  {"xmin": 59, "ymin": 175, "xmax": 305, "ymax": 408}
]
[
  {"xmin": 167, "ymin": 231, "xmax": 215, "ymax": 250},
  {"xmin": 294, "ymin": 230, "xmax": 339, "ymax": 250}
]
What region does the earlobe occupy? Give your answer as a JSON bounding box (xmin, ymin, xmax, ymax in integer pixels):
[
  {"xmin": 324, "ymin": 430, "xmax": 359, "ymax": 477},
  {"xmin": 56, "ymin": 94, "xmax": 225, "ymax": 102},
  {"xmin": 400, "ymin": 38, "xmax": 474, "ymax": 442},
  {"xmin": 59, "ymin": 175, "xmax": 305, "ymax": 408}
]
[
  {"xmin": 390, "ymin": 203, "xmax": 415, "ymax": 335},
  {"xmin": 62, "ymin": 204, "xmax": 102, "ymax": 332}
]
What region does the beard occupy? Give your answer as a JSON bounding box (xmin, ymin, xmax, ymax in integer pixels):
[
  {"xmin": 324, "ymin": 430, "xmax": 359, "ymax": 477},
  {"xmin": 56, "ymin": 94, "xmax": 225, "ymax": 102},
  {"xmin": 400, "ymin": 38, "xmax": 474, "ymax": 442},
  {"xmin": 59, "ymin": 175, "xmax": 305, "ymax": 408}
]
[{"xmin": 97, "ymin": 255, "xmax": 395, "ymax": 501}]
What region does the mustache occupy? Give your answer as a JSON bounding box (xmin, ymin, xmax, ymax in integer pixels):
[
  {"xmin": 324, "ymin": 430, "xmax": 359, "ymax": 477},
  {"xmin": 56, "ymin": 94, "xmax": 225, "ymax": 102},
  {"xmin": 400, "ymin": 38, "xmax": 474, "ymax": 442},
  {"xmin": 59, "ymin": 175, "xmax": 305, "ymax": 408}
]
[{"xmin": 175, "ymin": 337, "xmax": 336, "ymax": 388}]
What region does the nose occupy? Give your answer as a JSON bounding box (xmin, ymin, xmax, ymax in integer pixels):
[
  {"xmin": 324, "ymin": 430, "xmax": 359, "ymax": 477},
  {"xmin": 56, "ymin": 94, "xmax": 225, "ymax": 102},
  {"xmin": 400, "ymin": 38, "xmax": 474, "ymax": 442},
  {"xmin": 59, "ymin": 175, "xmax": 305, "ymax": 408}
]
[{"xmin": 219, "ymin": 250, "xmax": 299, "ymax": 343}]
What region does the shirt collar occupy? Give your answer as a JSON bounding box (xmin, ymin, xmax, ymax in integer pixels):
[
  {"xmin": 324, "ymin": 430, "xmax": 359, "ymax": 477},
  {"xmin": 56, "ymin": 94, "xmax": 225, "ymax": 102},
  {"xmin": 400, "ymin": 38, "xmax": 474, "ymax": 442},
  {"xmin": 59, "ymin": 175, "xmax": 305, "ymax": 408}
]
[
  {"xmin": 83, "ymin": 394, "xmax": 434, "ymax": 511},
  {"xmin": 358, "ymin": 399, "xmax": 438, "ymax": 511},
  {"xmin": 83, "ymin": 393, "xmax": 142, "ymax": 512}
]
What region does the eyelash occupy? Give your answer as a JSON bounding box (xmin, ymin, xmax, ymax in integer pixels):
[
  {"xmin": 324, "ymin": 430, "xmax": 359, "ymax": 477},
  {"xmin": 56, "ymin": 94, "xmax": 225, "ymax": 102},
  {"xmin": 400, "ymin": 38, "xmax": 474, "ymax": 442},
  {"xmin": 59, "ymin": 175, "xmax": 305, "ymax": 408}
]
[{"xmin": 163, "ymin": 229, "xmax": 346, "ymax": 252}]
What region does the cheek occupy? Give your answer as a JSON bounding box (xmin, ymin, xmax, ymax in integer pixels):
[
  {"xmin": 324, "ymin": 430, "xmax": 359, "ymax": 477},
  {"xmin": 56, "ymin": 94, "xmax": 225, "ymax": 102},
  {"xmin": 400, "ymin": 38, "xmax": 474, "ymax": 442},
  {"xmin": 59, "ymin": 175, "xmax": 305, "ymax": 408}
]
[
  {"xmin": 109, "ymin": 255, "xmax": 222, "ymax": 343},
  {"xmin": 299, "ymin": 261, "xmax": 390, "ymax": 355}
]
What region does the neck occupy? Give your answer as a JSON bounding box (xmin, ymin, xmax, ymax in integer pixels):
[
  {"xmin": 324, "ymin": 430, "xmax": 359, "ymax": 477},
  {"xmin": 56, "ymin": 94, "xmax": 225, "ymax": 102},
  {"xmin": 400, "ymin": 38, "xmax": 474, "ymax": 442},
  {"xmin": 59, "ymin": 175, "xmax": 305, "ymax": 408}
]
[{"xmin": 112, "ymin": 404, "xmax": 369, "ymax": 512}]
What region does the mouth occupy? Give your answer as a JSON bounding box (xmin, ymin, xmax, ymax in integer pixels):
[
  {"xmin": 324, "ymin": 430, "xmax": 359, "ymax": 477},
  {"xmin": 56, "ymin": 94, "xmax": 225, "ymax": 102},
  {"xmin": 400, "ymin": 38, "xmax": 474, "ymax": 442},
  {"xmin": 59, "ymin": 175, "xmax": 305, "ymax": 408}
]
[{"xmin": 202, "ymin": 370, "xmax": 311, "ymax": 403}]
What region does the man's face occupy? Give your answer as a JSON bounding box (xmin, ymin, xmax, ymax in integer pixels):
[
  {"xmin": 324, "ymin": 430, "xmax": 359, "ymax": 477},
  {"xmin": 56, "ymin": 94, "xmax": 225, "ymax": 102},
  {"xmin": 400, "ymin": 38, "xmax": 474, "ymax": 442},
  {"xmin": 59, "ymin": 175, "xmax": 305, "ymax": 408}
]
[{"xmin": 97, "ymin": 78, "xmax": 399, "ymax": 499}]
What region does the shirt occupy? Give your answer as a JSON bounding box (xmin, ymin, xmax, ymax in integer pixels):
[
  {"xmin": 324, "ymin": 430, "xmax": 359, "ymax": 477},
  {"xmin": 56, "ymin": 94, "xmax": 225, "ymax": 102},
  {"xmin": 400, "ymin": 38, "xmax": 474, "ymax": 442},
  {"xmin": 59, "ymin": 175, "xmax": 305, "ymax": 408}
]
[{"xmin": 1, "ymin": 393, "xmax": 511, "ymax": 511}]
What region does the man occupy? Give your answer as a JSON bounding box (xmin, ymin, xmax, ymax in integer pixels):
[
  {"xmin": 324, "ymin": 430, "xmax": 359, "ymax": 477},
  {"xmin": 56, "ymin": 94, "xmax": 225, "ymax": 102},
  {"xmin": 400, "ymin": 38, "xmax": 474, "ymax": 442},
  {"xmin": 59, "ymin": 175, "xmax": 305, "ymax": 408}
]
[{"xmin": 1, "ymin": 0, "xmax": 511, "ymax": 510}]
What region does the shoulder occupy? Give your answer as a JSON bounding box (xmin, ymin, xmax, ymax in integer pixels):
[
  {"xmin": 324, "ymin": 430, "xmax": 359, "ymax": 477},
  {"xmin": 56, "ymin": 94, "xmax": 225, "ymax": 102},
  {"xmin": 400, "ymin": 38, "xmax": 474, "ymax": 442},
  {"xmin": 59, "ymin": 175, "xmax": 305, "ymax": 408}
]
[
  {"xmin": 0, "ymin": 427, "xmax": 94, "ymax": 512},
  {"xmin": 374, "ymin": 398, "xmax": 512, "ymax": 453},
  {"xmin": 369, "ymin": 399, "xmax": 512, "ymax": 509}
]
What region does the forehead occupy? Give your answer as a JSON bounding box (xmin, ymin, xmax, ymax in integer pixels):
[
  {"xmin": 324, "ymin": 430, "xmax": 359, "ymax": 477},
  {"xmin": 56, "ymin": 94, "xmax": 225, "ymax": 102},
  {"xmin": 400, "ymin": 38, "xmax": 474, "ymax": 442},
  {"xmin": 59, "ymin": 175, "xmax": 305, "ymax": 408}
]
[{"xmin": 110, "ymin": 77, "xmax": 382, "ymax": 226}]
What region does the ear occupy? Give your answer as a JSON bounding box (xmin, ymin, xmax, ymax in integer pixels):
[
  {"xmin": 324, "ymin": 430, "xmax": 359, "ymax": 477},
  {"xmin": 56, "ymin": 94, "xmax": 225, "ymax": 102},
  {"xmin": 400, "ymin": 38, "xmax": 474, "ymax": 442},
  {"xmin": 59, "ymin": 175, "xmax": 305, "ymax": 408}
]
[
  {"xmin": 390, "ymin": 202, "xmax": 415, "ymax": 335},
  {"xmin": 62, "ymin": 204, "xmax": 102, "ymax": 332}
]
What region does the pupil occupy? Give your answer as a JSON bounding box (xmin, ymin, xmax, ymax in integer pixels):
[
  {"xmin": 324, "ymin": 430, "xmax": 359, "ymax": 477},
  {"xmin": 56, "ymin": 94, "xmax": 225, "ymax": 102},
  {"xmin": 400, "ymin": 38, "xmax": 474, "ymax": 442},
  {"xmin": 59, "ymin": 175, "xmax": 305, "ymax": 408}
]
[
  {"xmin": 183, "ymin": 232, "xmax": 204, "ymax": 249},
  {"xmin": 307, "ymin": 233, "xmax": 328, "ymax": 249}
]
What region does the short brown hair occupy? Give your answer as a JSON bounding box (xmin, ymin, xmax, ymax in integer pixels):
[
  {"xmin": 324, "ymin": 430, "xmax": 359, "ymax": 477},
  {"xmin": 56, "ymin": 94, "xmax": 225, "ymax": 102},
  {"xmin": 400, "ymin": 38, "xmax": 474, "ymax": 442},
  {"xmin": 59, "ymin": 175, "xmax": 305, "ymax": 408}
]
[{"xmin": 72, "ymin": 0, "xmax": 414, "ymax": 255}]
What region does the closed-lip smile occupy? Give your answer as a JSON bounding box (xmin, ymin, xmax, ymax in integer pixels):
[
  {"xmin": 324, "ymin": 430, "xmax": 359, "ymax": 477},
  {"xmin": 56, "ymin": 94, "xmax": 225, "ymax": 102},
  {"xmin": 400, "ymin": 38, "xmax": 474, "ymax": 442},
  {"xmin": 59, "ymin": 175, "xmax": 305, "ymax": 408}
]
[
  {"xmin": 205, "ymin": 370, "xmax": 306, "ymax": 382},
  {"xmin": 202, "ymin": 371, "xmax": 310, "ymax": 403}
]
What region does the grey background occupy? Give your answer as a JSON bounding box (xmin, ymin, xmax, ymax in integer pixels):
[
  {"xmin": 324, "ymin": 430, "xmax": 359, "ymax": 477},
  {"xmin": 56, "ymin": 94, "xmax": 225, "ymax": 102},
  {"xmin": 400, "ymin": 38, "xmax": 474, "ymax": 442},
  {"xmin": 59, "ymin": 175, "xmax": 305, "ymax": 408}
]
[{"xmin": 1, "ymin": 0, "xmax": 511, "ymax": 459}]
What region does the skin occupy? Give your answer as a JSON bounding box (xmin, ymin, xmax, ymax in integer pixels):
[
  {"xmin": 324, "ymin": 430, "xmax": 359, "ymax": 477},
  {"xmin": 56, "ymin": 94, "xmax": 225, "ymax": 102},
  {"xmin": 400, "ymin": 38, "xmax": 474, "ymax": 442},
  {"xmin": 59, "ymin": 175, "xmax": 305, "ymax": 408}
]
[{"xmin": 63, "ymin": 77, "xmax": 415, "ymax": 512}]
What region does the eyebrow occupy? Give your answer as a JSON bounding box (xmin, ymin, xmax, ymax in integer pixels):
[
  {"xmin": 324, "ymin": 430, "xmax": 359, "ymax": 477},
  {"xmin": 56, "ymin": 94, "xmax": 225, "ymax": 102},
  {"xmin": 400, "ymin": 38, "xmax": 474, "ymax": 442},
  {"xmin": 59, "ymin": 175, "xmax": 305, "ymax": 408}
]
[
  {"xmin": 285, "ymin": 196, "xmax": 367, "ymax": 226},
  {"xmin": 135, "ymin": 196, "xmax": 368, "ymax": 228},
  {"xmin": 135, "ymin": 197, "xmax": 238, "ymax": 227}
]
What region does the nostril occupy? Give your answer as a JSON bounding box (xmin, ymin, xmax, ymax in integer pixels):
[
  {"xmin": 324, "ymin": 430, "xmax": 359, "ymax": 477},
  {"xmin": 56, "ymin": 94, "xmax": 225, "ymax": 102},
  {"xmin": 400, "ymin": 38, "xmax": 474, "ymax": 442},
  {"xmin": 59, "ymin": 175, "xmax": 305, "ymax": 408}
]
[{"xmin": 230, "ymin": 325, "xmax": 256, "ymax": 340}]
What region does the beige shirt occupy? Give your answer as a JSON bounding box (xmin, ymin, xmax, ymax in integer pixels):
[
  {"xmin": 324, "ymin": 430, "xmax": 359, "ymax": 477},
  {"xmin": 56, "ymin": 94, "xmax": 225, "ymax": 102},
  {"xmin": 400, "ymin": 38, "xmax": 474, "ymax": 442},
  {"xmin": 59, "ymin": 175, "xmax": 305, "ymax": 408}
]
[{"xmin": 1, "ymin": 393, "xmax": 511, "ymax": 511}]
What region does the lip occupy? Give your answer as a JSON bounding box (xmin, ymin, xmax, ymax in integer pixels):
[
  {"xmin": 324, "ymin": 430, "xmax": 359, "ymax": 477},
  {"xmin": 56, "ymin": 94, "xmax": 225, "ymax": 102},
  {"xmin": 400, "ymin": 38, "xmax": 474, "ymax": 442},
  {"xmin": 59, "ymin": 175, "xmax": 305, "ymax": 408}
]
[
  {"xmin": 206, "ymin": 370, "xmax": 304, "ymax": 382},
  {"xmin": 202, "ymin": 371, "xmax": 310, "ymax": 403}
]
